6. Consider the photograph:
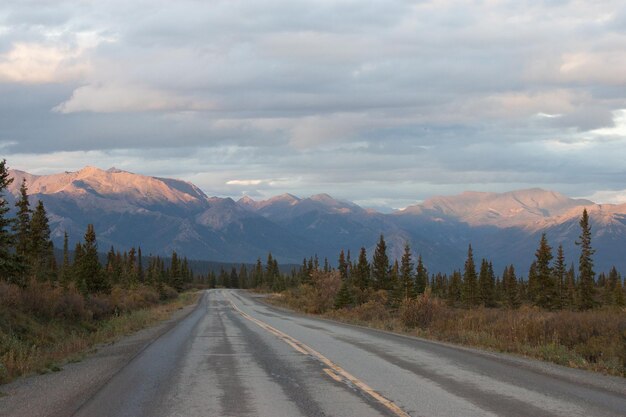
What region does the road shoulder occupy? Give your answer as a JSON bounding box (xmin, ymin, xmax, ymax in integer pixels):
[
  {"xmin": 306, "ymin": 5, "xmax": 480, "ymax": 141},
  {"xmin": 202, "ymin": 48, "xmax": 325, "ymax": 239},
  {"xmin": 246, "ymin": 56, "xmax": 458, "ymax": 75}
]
[{"xmin": 0, "ymin": 298, "xmax": 200, "ymax": 417}]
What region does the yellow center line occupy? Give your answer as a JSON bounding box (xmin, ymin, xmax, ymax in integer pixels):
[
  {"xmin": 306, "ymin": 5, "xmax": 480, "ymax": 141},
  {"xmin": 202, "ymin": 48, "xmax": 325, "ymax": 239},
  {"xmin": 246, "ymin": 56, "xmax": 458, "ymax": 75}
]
[{"xmin": 225, "ymin": 293, "xmax": 411, "ymax": 417}]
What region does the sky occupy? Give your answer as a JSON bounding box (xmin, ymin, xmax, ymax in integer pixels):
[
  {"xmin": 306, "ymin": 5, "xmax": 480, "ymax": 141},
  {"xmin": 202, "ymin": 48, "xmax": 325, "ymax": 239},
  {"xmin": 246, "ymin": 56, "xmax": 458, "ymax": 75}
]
[{"xmin": 1, "ymin": 0, "xmax": 626, "ymax": 210}]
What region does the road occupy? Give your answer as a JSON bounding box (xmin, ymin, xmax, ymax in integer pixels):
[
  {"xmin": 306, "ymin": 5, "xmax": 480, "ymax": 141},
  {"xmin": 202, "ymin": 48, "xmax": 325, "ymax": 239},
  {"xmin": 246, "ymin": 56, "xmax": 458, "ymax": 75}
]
[{"xmin": 70, "ymin": 289, "xmax": 625, "ymax": 417}]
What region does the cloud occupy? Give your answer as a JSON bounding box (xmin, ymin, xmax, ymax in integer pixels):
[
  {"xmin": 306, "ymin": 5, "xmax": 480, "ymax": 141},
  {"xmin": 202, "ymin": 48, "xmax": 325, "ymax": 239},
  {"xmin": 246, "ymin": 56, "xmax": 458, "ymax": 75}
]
[
  {"xmin": 53, "ymin": 83, "xmax": 215, "ymax": 113},
  {"xmin": 0, "ymin": 42, "xmax": 89, "ymax": 83},
  {"xmin": 1, "ymin": 0, "xmax": 626, "ymax": 208}
]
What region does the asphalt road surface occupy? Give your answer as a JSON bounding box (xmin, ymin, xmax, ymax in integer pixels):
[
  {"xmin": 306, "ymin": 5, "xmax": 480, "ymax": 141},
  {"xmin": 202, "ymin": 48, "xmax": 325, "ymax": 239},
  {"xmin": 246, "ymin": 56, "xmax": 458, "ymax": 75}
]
[{"xmin": 68, "ymin": 289, "xmax": 625, "ymax": 417}]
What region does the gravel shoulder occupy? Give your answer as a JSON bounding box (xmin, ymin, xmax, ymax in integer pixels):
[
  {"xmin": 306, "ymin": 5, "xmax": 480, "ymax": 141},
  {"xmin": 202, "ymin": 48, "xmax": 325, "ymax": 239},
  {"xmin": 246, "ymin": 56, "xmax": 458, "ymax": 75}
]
[{"xmin": 0, "ymin": 300, "xmax": 200, "ymax": 417}]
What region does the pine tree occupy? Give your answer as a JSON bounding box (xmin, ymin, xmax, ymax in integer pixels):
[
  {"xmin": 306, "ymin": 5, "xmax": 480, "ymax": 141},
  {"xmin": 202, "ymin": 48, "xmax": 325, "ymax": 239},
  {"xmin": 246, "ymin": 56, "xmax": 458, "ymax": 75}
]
[
  {"xmin": 372, "ymin": 234, "xmax": 390, "ymax": 290},
  {"xmin": 462, "ymin": 245, "xmax": 479, "ymax": 307},
  {"xmin": 478, "ymin": 259, "xmax": 496, "ymax": 307},
  {"xmin": 447, "ymin": 270, "xmax": 462, "ymax": 306},
  {"xmin": 399, "ymin": 242, "xmax": 415, "ymax": 300},
  {"xmin": 170, "ymin": 251, "xmax": 183, "ymax": 291},
  {"xmin": 553, "ymin": 245, "xmax": 566, "ymax": 309},
  {"xmin": 389, "ymin": 259, "xmax": 400, "ymax": 307},
  {"xmin": 137, "ymin": 246, "xmax": 144, "ymax": 283},
  {"xmin": 60, "ymin": 231, "xmax": 71, "ymax": 288},
  {"xmin": 338, "ymin": 250, "xmax": 348, "ymax": 281},
  {"xmin": 353, "ymin": 247, "xmax": 370, "ymax": 291},
  {"xmin": 527, "ymin": 261, "xmax": 537, "ymax": 303},
  {"xmin": 415, "ymin": 254, "xmax": 428, "ymax": 295},
  {"xmin": 565, "ymin": 264, "xmax": 576, "ymax": 308},
  {"xmin": 13, "ymin": 179, "xmax": 31, "ymax": 259},
  {"xmin": 265, "ymin": 252, "xmax": 276, "ymax": 289},
  {"xmin": 80, "ymin": 224, "xmax": 109, "ymax": 293},
  {"xmin": 534, "ymin": 233, "xmax": 555, "ymax": 309},
  {"xmin": 239, "ymin": 264, "xmax": 248, "ymax": 288},
  {"xmin": 334, "ymin": 279, "xmax": 354, "ymax": 309},
  {"xmin": 29, "ymin": 201, "xmax": 55, "ymax": 282},
  {"xmin": 230, "ymin": 267, "xmax": 239, "ymax": 288},
  {"xmin": 0, "ymin": 160, "xmax": 20, "ymax": 284},
  {"xmin": 576, "ymin": 209, "xmax": 595, "ymax": 310},
  {"xmin": 503, "ymin": 265, "xmax": 520, "ymax": 308},
  {"xmin": 253, "ymin": 258, "xmax": 263, "ymax": 288}
]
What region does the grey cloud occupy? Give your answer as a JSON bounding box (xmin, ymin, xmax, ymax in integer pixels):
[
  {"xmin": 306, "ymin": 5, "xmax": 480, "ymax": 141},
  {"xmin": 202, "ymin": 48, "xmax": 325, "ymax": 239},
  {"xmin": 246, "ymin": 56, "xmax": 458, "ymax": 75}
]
[{"xmin": 1, "ymin": 0, "xmax": 626, "ymax": 208}]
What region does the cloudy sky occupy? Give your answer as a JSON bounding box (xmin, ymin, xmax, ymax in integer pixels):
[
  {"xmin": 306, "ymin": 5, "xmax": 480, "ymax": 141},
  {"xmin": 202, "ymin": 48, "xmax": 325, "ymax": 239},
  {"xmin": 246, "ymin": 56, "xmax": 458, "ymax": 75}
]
[{"xmin": 1, "ymin": 0, "xmax": 625, "ymax": 210}]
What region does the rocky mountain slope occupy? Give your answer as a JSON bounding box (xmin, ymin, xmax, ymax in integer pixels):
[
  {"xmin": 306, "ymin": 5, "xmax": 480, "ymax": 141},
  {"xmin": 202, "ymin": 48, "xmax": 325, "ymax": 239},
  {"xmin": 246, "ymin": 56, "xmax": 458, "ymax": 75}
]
[{"xmin": 6, "ymin": 167, "xmax": 626, "ymax": 274}]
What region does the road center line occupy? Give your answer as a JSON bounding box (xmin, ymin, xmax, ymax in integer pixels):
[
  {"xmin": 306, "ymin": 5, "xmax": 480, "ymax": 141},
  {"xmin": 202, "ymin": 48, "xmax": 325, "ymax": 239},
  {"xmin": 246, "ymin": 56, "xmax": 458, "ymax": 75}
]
[{"xmin": 225, "ymin": 292, "xmax": 411, "ymax": 417}]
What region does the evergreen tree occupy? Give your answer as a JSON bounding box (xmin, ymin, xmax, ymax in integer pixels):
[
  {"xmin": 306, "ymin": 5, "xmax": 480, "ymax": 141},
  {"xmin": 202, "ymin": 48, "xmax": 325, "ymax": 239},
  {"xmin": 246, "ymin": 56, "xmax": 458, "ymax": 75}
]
[
  {"xmin": 478, "ymin": 258, "xmax": 496, "ymax": 307},
  {"xmin": 503, "ymin": 265, "xmax": 520, "ymax": 308},
  {"xmin": 462, "ymin": 245, "xmax": 479, "ymax": 307},
  {"xmin": 415, "ymin": 255, "xmax": 428, "ymax": 295},
  {"xmin": 338, "ymin": 250, "xmax": 348, "ymax": 281},
  {"xmin": 447, "ymin": 270, "xmax": 462, "ymax": 306},
  {"xmin": 29, "ymin": 201, "xmax": 55, "ymax": 282},
  {"xmin": 80, "ymin": 224, "xmax": 109, "ymax": 293},
  {"xmin": 0, "ymin": 160, "xmax": 20, "ymax": 284},
  {"xmin": 576, "ymin": 209, "xmax": 595, "ymax": 310},
  {"xmin": 137, "ymin": 246, "xmax": 144, "ymax": 283},
  {"xmin": 265, "ymin": 252, "xmax": 275, "ymax": 288},
  {"xmin": 13, "ymin": 179, "xmax": 31, "ymax": 259},
  {"xmin": 170, "ymin": 251, "xmax": 183, "ymax": 291},
  {"xmin": 239, "ymin": 264, "xmax": 248, "ymax": 288},
  {"xmin": 253, "ymin": 258, "xmax": 263, "ymax": 288},
  {"xmin": 527, "ymin": 261, "xmax": 538, "ymax": 303},
  {"xmin": 565, "ymin": 264, "xmax": 576, "ymax": 308},
  {"xmin": 334, "ymin": 279, "xmax": 354, "ymax": 309},
  {"xmin": 353, "ymin": 247, "xmax": 370, "ymax": 291},
  {"xmin": 230, "ymin": 267, "xmax": 239, "ymax": 288},
  {"xmin": 553, "ymin": 244, "xmax": 566, "ymax": 309},
  {"xmin": 534, "ymin": 233, "xmax": 555, "ymax": 309},
  {"xmin": 60, "ymin": 231, "xmax": 71, "ymax": 288},
  {"xmin": 399, "ymin": 242, "xmax": 415, "ymax": 300},
  {"xmin": 389, "ymin": 259, "xmax": 400, "ymax": 307},
  {"xmin": 371, "ymin": 234, "xmax": 390, "ymax": 290}
]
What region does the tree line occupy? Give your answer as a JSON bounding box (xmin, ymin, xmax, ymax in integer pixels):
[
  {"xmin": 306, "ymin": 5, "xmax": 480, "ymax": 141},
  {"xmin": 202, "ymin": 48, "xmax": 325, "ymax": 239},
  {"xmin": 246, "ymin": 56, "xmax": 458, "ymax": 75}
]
[
  {"xmin": 0, "ymin": 160, "xmax": 193, "ymax": 297},
  {"xmin": 219, "ymin": 206, "xmax": 624, "ymax": 311}
]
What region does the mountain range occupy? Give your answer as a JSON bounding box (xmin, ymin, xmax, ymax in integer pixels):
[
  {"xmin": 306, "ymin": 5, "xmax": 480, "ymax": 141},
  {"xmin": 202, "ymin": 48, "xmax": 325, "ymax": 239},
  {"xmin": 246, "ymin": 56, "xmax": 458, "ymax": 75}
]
[{"xmin": 5, "ymin": 166, "xmax": 626, "ymax": 275}]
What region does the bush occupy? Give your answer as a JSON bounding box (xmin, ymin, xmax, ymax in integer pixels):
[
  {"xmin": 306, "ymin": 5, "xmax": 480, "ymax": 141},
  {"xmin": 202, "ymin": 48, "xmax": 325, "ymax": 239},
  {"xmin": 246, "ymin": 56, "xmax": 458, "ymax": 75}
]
[{"xmin": 399, "ymin": 290, "xmax": 443, "ymax": 329}]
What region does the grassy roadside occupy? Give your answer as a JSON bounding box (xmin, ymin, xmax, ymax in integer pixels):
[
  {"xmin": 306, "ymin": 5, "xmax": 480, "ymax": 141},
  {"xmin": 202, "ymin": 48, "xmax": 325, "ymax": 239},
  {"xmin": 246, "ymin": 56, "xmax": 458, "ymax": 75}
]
[
  {"xmin": 0, "ymin": 288, "xmax": 200, "ymax": 384},
  {"xmin": 267, "ymin": 289, "xmax": 626, "ymax": 377}
]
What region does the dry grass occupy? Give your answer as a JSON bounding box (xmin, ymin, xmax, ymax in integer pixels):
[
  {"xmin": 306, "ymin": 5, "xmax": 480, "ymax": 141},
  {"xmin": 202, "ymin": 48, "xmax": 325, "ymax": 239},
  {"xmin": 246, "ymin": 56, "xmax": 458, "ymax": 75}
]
[
  {"xmin": 271, "ymin": 284, "xmax": 626, "ymax": 377},
  {"xmin": 0, "ymin": 281, "xmax": 199, "ymax": 384}
]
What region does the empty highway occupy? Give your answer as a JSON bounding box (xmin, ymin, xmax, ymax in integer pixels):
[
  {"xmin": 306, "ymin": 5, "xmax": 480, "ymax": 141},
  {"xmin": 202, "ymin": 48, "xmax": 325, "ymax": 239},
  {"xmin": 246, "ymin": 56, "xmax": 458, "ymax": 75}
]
[{"xmin": 9, "ymin": 289, "xmax": 626, "ymax": 417}]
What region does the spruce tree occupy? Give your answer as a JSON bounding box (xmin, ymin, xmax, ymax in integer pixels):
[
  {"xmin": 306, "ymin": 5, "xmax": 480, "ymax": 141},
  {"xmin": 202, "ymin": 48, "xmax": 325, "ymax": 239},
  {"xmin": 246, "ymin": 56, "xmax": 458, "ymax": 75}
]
[
  {"xmin": 137, "ymin": 246, "xmax": 144, "ymax": 283},
  {"xmin": 534, "ymin": 233, "xmax": 554, "ymax": 309},
  {"xmin": 170, "ymin": 251, "xmax": 183, "ymax": 291},
  {"xmin": 565, "ymin": 264, "xmax": 576, "ymax": 308},
  {"xmin": 0, "ymin": 160, "xmax": 20, "ymax": 284},
  {"xmin": 553, "ymin": 244, "xmax": 566, "ymax": 309},
  {"xmin": 60, "ymin": 231, "xmax": 71, "ymax": 288},
  {"xmin": 462, "ymin": 244, "xmax": 479, "ymax": 307},
  {"xmin": 239, "ymin": 264, "xmax": 248, "ymax": 288},
  {"xmin": 354, "ymin": 247, "xmax": 370, "ymax": 291},
  {"xmin": 334, "ymin": 279, "xmax": 354, "ymax": 309},
  {"xmin": 30, "ymin": 201, "xmax": 55, "ymax": 282},
  {"xmin": 478, "ymin": 258, "xmax": 496, "ymax": 307},
  {"xmin": 576, "ymin": 209, "xmax": 595, "ymax": 310},
  {"xmin": 399, "ymin": 242, "xmax": 415, "ymax": 300},
  {"xmin": 338, "ymin": 250, "xmax": 348, "ymax": 281},
  {"xmin": 13, "ymin": 179, "xmax": 31, "ymax": 259},
  {"xmin": 447, "ymin": 270, "xmax": 462, "ymax": 306},
  {"xmin": 371, "ymin": 234, "xmax": 390, "ymax": 290},
  {"xmin": 80, "ymin": 224, "xmax": 109, "ymax": 293},
  {"xmin": 415, "ymin": 254, "xmax": 428, "ymax": 295},
  {"xmin": 503, "ymin": 265, "xmax": 520, "ymax": 308}
]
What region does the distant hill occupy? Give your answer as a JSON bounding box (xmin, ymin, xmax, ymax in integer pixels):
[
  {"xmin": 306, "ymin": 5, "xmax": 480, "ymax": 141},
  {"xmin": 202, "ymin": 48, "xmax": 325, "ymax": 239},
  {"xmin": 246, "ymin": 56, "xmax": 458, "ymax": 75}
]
[{"xmin": 7, "ymin": 166, "xmax": 626, "ymax": 275}]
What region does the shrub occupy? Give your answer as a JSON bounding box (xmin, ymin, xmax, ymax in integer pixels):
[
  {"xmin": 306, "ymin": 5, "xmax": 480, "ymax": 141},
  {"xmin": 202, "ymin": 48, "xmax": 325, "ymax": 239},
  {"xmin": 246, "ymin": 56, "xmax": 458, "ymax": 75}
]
[{"xmin": 399, "ymin": 290, "xmax": 443, "ymax": 329}]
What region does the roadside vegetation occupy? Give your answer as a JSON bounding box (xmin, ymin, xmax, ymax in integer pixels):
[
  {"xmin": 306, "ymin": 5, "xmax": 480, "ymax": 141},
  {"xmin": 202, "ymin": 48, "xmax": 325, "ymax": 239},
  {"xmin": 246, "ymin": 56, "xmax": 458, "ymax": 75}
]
[
  {"xmin": 0, "ymin": 160, "xmax": 199, "ymax": 384},
  {"xmin": 211, "ymin": 205, "xmax": 625, "ymax": 376}
]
